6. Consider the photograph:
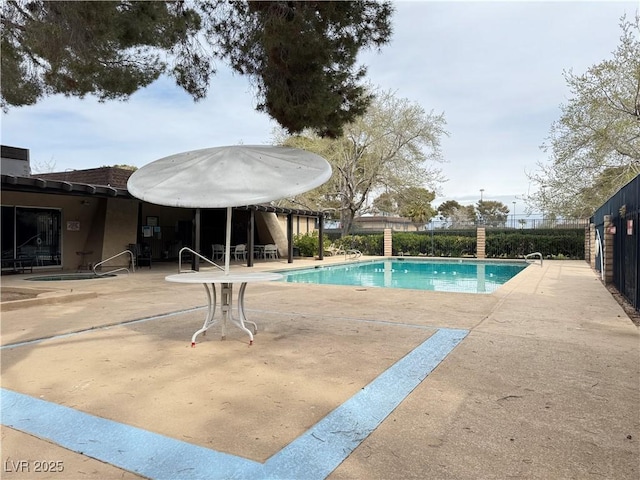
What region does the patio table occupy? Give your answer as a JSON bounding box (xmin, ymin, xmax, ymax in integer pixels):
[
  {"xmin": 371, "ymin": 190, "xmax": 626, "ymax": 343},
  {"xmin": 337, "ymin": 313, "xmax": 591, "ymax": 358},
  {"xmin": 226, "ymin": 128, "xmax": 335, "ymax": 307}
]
[{"xmin": 165, "ymin": 271, "xmax": 283, "ymax": 346}]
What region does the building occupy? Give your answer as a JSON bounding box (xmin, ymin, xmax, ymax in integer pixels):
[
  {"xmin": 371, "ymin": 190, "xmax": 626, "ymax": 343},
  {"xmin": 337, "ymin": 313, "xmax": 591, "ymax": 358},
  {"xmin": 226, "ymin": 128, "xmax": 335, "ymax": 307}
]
[
  {"xmin": 1, "ymin": 146, "xmax": 325, "ymax": 272},
  {"xmin": 353, "ymin": 215, "xmax": 424, "ymax": 232}
]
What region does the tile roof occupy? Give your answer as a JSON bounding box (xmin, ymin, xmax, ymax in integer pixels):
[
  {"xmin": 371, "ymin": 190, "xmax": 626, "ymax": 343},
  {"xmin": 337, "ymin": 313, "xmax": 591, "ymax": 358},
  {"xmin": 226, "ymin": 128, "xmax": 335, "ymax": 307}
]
[{"xmin": 36, "ymin": 167, "xmax": 135, "ymax": 189}]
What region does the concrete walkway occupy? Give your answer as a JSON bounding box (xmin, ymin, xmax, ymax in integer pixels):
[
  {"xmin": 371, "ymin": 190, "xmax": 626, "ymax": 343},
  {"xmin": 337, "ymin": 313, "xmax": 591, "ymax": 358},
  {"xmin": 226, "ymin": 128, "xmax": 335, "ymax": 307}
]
[{"xmin": 1, "ymin": 259, "xmax": 638, "ymax": 479}]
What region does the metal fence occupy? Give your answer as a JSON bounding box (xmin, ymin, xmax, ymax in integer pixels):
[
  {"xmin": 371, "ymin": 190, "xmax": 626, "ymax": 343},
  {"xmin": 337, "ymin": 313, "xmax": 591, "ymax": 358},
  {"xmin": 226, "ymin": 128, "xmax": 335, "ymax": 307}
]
[
  {"xmin": 329, "ymin": 217, "xmax": 588, "ymax": 235},
  {"xmin": 591, "ymin": 175, "xmax": 640, "ymax": 312},
  {"xmin": 433, "ymin": 217, "xmax": 588, "ymax": 230},
  {"xmin": 323, "ymin": 227, "xmax": 585, "ymax": 259}
]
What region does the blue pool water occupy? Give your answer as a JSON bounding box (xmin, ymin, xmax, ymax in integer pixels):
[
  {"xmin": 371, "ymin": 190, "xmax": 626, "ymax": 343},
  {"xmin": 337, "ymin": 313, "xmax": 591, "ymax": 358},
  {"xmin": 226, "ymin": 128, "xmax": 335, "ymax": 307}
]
[{"xmin": 278, "ymin": 259, "xmax": 528, "ymax": 294}]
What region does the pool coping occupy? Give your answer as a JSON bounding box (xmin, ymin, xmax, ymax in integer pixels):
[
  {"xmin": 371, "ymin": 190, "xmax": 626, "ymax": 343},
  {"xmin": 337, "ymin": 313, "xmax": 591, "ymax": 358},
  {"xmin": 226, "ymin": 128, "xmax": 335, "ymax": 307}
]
[
  {"xmin": 274, "ymin": 256, "xmax": 530, "ymax": 294},
  {"xmin": 274, "ymin": 256, "xmax": 531, "ymax": 272}
]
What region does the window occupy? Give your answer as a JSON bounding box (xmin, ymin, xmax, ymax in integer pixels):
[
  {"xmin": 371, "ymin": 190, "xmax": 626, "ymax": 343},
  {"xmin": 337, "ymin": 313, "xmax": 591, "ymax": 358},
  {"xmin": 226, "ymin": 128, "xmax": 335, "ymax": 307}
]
[{"xmin": 1, "ymin": 206, "xmax": 62, "ymax": 268}]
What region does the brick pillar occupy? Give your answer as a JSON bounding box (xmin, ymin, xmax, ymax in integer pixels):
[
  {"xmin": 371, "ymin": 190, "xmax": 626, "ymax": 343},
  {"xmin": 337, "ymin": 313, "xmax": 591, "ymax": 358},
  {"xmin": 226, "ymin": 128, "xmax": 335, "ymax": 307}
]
[
  {"xmin": 588, "ymin": 223, "xmax": 595, "ymax": 268},
  {"xmin": 603, "ymin": 215, "xmax": 614, "ymax": 284},
  {"xmin": 477, "ymin": 227, "xmax": 486, "ymax": 259},
  {"xmin": 384, "ymin": 228, "xmax": 393, "ymax": 256}
]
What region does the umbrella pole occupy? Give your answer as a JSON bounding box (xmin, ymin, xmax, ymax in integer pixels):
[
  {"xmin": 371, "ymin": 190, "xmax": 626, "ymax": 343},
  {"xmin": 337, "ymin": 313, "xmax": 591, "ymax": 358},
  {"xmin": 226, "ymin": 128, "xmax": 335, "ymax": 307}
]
[
  {"xmin": 194, "ymin": 208, "xmax": 201, "ymax": 271},
  {"xmin": 224, "ymin": 206, "xmax": 232, "ymax": 274}
]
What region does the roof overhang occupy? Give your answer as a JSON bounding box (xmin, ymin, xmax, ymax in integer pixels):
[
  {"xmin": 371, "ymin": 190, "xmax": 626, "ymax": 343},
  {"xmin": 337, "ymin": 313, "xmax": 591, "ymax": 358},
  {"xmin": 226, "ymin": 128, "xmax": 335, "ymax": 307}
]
[
  {"xmin": 1, "ymin": 174, "xmax": 325, "ymax": 217},
  {"xmin": 1, "ymin": 174, "xmax": 129, "ymax": 198}
]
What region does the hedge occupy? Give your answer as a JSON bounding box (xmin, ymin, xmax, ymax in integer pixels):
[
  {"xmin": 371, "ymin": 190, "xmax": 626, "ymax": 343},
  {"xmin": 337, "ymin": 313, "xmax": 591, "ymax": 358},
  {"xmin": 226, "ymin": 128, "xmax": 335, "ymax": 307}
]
[{"xmin": 299, "ymin": 228, "xmax": 585, "ymax": 259}]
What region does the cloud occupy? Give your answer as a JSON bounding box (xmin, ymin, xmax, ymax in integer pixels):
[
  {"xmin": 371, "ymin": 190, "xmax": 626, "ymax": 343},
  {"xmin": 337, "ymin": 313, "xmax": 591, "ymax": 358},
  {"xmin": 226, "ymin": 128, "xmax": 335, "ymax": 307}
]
[
  {"xmin": 360, "ymin": 1, "xmax": 635, "ymax": 201},
  {"xmin": 3, "ymin": 71, "xmax": 278, "ymax": 170}
]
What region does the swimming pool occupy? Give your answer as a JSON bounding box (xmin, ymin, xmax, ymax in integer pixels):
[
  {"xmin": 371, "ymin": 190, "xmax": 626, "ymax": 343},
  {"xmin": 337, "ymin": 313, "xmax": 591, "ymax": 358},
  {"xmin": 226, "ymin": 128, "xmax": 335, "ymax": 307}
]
[{"xmin": 278, "ymin": 259, "xmax": 528, "ymax": 293}]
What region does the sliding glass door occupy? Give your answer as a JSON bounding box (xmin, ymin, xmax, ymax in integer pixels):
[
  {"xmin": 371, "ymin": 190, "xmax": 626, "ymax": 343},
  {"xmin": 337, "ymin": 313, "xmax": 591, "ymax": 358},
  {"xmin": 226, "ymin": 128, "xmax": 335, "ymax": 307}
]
[{"xmin": 1, "ymin": 206, "xmax": 62, "ymax": 268}]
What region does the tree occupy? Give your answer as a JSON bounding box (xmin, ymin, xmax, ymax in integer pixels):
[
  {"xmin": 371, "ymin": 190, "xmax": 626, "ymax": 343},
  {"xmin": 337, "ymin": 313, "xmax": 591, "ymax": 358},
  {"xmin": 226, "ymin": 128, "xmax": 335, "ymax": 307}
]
[
  {"xmin": 396, "ymin": 187, "xmax": 436, "ymax": 225},
  {"xmin": 1, "ymin": 2, "xmax": 204, "ymax": 106},
  {"xmin": 371, "ymin": 187, "xmax": 436, "ymax": 224},
  {"xmin": 527, "ymin": 14, "xmax": 640, "ymax": 217},
  {"xmin": 213, "ymin": 1, "xmax": 393, "ymax": 137},
  {"xmin": 372, "ymin": 191, "xmax": 397, "ymax": 216},
  {"xmin": 277, "ymin": 88, "xmax": 447, "ymax": 236},
  {"xmin": 109, "ymin": 164, "xmax": 137, "ymax": 170},
  {"xmin": 1, "ymin": 1, "xmax": 393, "ymax": 137},
  {"xmin": 476, "ymin": 200, "xmax": 509, "ymax": 227},
  {"xmin": 438, "ymin": 200, "xmax": 475, "ymax": 228}
]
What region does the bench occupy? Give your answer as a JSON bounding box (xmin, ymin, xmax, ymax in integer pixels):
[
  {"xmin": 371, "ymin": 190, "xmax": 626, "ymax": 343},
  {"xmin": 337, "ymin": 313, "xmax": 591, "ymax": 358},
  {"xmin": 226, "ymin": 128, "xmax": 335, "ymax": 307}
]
[{"xmin": 2, "ymin": 257, "xmax": 35, "ymax": 274}]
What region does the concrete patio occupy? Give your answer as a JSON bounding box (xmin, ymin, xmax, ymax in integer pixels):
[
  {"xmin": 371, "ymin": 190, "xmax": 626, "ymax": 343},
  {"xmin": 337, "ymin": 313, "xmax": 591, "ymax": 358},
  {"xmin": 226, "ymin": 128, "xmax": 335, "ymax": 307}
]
[{"xmin": 1, "ymin": 258, "xmax": 638, "ymax": 479}]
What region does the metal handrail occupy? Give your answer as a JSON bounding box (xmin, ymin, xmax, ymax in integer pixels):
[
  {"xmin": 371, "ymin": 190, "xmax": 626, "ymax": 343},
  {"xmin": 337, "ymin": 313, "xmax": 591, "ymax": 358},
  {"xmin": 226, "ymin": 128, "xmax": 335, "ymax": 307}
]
[
  {"xmin": 345, "ymin": 249, "xmax": 362, "ymax": 260},
  {"xmin": 93, "ymin": 250, "xmax": 135, "ymax": 276},
  {"xmin": 524, "ymin": 251, "xmax": 543, "ymax": 266},
  {"xmin": 178, "ymin": 247, "xmax": 224, "ymax": 273}
]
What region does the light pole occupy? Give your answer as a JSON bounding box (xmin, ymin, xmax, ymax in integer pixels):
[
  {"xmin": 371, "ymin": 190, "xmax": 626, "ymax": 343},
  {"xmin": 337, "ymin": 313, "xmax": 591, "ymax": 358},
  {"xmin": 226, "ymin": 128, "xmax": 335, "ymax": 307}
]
[
  {"xmin": 512, "ymin": 201, "xmax": 516, "ymax": 228},
  {"xmin": 541, "ymin": 185, "xmax": 547, "ymax": 228}
]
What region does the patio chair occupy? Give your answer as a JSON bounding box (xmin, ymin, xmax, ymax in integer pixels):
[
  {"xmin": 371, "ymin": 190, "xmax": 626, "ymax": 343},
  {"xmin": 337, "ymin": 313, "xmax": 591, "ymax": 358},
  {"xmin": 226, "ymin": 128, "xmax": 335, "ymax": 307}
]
[
  {"xmin": 264, "ymin": 244, "xmax": 278, "ymax": 260},
  {"xmin": 211, "ymin": 243, "xmax": 224, "ymax": 261},
  {"xmin": 233, "ymin": 244, "xmax": 247, "ymax": 261},
  {"xmin": 128, "ymin": 243, "xmax": 152, "ymax": 269},
  {"xmin": 324, "ymin": 244, "xmax": 345, "ymax": 256}
]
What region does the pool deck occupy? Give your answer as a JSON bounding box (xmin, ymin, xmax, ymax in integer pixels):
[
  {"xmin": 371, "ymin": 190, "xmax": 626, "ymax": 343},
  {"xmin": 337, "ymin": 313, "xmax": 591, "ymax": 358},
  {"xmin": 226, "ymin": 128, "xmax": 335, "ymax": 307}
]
[{"xmin": 1, "ymin": 257, "xmax": 638, "ymax": 479}]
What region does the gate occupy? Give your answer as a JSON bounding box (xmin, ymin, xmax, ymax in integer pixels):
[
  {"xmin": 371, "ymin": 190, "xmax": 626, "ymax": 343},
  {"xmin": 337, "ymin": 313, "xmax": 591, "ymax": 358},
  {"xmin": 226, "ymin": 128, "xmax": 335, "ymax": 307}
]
[{"xmin": 591, "ymin": 175, "xmax": 640, "ymax": 312}]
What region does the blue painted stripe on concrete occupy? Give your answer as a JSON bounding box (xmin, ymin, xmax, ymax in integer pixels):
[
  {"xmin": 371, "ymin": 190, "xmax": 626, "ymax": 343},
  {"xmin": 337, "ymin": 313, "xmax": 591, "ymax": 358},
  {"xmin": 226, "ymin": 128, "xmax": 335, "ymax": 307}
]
[
  {"xmin": 259, "ymin": 328, "xmax": 469, "ymax": 480},
  {"xmin": 1, "ymin": 388, "xmax": 260, "ymax": 480},
  {"xmin": 1, "ymin": 327, "xmax": 467, "ymax": 480}
]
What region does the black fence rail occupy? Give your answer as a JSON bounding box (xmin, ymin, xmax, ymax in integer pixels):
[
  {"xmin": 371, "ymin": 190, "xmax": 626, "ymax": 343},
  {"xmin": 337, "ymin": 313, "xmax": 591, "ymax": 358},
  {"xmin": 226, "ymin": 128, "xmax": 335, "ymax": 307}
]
[{"xmin": 591, "ymin": 175, "xmax": 639, "ymax": 312}]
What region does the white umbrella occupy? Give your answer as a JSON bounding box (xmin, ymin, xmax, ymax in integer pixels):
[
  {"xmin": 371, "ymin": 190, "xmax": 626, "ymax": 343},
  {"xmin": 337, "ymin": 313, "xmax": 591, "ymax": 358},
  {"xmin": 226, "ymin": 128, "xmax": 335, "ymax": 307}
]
[{"xmin": 127, "ymin": 145, "xmax": 332, "ymax": 273}]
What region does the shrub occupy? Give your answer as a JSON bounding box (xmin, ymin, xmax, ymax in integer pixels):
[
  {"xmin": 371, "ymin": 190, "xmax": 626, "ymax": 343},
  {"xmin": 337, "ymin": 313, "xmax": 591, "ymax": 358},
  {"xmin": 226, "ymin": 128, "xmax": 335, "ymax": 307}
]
[
  {"xmin": 485, "ymin": 230, "xmax": 584, "ymax": 259},
  {"xmin": 307, "ymin": 228, "xmax": 584, "ymax": 258},
  {"xmin": 293, "ymin": 231, "xmax": 329, "ymax": 257},
  {"xmin": 334, "ymin": 234, "xmax": 384, "ymax": 255}
]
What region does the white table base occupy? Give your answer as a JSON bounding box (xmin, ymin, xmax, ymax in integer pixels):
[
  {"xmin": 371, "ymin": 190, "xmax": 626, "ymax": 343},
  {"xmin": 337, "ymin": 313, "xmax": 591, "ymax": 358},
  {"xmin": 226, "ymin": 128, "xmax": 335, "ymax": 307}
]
[
  {"xmin": 191, "ymin": 282, "xmax": 257, "ymax": 346},
  {"xmin": 166, "ymin": 271, "xmax": 283, "ymax": 347}
]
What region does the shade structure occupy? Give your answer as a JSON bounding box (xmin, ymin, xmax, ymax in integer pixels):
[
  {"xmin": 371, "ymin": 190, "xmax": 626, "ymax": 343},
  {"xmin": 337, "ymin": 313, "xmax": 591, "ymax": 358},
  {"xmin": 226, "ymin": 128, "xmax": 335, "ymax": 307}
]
[
  {"xmin": 127, "ymin": 145, "xmax": 332, "ymax": 208},
  {"xmin": 127, "ymin": 145, "xmax": 332, "ymax": 273}
]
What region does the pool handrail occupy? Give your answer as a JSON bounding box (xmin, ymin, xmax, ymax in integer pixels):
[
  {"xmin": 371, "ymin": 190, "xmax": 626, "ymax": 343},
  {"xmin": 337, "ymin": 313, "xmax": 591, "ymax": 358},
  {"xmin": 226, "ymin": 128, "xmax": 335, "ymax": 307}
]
[
  {"xmin": 345, "ymin": 249, "xmax": 362, "ymax": 260},
  {"xmin": 178, "ymin": 247, "xmax": 224, "ymax": 273},
  {"xmin": 93, "ymin": 250, "xmax": 135, "ymax": 276},
  {"xmin": 524, "ymin": 252, "xmax": 543, "ymax": 266}
]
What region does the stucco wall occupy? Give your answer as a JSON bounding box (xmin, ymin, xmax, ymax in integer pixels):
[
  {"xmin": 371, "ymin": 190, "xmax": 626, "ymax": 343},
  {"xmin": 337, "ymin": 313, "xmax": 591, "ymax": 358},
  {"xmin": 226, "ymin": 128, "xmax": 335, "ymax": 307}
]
[
  {"xmin": 100, "ymin": 198, "xmax": 139, "ymax": 268},
  {"xmin": 276, "ymin": 214, "xmax": 316, "ymax": 235},
  {"xmin": 2, "ymin": 192, "xmax": 138, "ymax": 271},
  {"xmin": 3, "ymin": 190, "xmax": 320, "ymax": 269}
]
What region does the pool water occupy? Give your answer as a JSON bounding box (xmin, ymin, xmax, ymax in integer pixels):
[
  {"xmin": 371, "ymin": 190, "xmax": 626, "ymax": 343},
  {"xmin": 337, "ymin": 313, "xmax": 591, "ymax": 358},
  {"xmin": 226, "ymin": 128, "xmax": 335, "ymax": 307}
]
[{"xmin": 278, "ymin": 259, "xmax": 527, "ymax": 294}]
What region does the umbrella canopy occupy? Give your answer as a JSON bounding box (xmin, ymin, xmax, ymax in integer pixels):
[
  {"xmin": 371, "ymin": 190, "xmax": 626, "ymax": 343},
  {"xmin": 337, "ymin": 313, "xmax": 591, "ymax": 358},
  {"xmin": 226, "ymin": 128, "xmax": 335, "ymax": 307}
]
[
  {"xmin": 127, "ymin": 145, "xmax": 332, "ymax": 274},
  {"xmin": 127, "ymin": 145, "xmax": 332, "ymax": 208}
]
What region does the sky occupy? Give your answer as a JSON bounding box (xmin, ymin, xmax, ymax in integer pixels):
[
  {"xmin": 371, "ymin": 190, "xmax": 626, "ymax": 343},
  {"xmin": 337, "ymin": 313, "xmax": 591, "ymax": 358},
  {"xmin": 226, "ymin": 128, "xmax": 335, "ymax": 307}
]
[{"xmin": 1, "ymin": 0, "xmax": 637, "ymax": 215}]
